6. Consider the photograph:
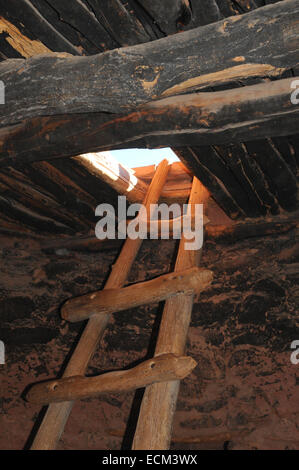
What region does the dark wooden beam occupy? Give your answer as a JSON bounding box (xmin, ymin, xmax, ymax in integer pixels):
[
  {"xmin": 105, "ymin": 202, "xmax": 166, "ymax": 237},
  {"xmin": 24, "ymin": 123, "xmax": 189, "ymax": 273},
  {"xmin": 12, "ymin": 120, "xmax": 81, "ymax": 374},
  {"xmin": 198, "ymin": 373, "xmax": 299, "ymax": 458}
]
[
  {"xmin": 244, "ymin": 139, "xmax": 298, "ymax": 211},
  {"xmin": 271, "ymin": 136, "xmax": 298, "ymax": 178},
  {"xmin": 0, "ymin": 77, "xmax": 298, "ymax": 169},
  {"xmin": 85, "ymin": 0, "xmax": 150, "ymax": 46},
  {"xmin": 44, "ymin": 0, "xmax": 118, "ymax": 51},
  {"xmin": 0, "ymin": 0, "xmax": 298, "ymax": 127},
  {"xmin": 0, "ymin": 0, "xmax": 80, "ymax": 56},
  {"xmin": 29, "ymin": 0, "xmax": 102, "ymax": 55},
  {"xmin": 0, "ymin": 190, "xmax": 75, "ymax": 235},
  {"xmin": 136, "ymin": 0, "xmax": 192, "ymax": 34},
  {"xmin": 206, "ymin": 209, "xmax": 299, "ymax": 243},
  {"xmin": 39, "ymin": 209, "xmax": 299, "ymax": 253},
  {"xmin": 187, "ymin": 0, "xmax": 223, "ymax": 28},
  {"xmin": 10, "ymin": 161, "xmax": 99, "ymax": 228},
  {"xmin": 0, "ymin": 167, "xmax": 88, "ymax": 233},
  {"xmin": 211, "ymin": 144, "xmax": 268, "ymax": 217},
  {"xmin": 174, "ymin": 147, "xmax": 245, "ymax": 219}
]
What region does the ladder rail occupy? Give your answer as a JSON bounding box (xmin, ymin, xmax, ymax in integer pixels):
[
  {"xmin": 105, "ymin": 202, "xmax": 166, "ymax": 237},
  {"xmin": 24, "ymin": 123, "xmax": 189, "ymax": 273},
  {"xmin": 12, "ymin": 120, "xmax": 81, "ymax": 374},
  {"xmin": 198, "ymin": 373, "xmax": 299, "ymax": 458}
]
[{"xmin": 132, "ymin": 177, "xmax": 209, "ymax": 450}]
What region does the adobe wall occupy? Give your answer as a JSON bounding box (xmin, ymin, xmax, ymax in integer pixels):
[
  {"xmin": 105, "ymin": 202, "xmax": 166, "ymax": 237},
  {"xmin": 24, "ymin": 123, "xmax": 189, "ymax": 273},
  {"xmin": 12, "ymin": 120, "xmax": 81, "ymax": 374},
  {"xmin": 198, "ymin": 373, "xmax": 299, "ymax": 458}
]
[{"xmin": 0, "ymin": 227, "xmax": 298, "ymax": 449}]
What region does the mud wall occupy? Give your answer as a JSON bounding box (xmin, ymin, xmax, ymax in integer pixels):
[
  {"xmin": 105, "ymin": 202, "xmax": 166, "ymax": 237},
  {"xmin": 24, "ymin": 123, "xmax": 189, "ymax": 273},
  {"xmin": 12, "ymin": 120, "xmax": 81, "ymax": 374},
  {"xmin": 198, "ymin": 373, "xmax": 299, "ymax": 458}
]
[{"xmin": 0, "ymin": 227, "xmax": 298, "ymax": 450}]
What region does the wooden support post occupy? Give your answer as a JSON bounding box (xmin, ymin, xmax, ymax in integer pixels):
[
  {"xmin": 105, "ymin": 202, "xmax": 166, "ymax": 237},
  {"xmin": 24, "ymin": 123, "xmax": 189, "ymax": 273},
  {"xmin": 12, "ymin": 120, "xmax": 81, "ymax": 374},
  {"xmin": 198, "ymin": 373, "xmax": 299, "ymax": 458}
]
[
  {"xmin": 27, "ymin": 354, "xmax": 197, "ymax": 405},
  {"xmin": 132, "ymin": 176, "xmax": 210, "ymax": 449},
  {"xmin": 61, "ymin": 267, "xmax": 213, "ymax": 323},
  {"xmin": 30, "ymin": 159, "xmax": 170, "ymax": 450}
]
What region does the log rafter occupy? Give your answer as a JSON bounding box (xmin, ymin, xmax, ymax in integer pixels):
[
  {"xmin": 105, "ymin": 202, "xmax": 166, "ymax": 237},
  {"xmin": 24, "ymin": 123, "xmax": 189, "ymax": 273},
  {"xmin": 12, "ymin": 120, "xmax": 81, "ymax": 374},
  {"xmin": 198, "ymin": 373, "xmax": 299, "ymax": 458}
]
[
  {"xmin": 0, "ymin": 0, "xmax": 298, "ymax": 127},
  {"xmin": 0, "ymin": 77, "xmax": 298, "ymax": 169},
  {"xmin": 0, "ymin": 0, "xmax": 297, "ymax": 229}
]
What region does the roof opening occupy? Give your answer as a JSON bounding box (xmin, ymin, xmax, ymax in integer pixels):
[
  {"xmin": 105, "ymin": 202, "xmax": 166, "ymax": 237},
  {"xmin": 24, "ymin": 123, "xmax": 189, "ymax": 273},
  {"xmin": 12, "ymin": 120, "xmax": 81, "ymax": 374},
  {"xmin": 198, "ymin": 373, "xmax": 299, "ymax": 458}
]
[
  {"xmin": 103, "ymin": 148, "xmax": 179, "ymax": 168},
  {"xmin": 78, "ymin": 148, "xmax": 186, "ymax": 202}
]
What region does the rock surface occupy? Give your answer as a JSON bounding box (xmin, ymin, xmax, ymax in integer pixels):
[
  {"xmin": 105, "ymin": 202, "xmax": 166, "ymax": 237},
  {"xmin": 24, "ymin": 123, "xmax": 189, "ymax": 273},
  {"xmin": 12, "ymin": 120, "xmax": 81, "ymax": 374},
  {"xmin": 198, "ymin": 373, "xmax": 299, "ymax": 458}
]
[{"xmin": 0, "ymin": 227, "xmax": 298, "ymax": 449}]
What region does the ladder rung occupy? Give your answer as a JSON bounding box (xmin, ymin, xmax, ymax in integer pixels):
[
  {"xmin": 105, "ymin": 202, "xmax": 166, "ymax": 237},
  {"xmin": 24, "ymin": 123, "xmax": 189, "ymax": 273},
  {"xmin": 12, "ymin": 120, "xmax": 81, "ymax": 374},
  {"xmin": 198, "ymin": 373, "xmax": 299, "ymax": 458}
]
[
  {"xmin": 61, "ymin": 267, "xmax": 213, "ymax": 323},
  {"xmin": 121, "ymin": 214, "xmax": 210, "ymax": 237},
  {"xmin": 26, "ymin": 354, "xmax": 197, "ymax": 405}
]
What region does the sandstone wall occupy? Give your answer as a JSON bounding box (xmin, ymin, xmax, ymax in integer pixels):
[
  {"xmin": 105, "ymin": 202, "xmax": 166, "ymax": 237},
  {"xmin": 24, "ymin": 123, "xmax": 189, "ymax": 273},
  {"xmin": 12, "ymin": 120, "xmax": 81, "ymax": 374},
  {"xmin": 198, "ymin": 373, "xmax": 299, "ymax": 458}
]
[{"xmin": 0, "ymin": 227, "xmax": 298, "ymax": 449}]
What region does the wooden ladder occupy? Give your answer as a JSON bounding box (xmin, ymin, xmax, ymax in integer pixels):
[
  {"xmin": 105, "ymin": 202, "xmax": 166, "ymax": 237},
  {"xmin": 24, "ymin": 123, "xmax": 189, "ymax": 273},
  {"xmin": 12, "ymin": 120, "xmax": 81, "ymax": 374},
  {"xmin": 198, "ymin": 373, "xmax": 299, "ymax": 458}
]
[{"xmin": 27, "ymin": 159, "xmax": 212, "ymax": 450}]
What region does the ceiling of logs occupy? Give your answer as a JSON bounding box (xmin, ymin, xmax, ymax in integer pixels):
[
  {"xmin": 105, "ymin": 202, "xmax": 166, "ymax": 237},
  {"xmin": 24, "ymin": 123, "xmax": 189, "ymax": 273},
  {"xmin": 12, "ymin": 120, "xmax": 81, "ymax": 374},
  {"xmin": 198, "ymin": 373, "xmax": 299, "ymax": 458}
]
[{"xmin": 0, "ymin": 0, "xmax": 298, "ymax": 236}]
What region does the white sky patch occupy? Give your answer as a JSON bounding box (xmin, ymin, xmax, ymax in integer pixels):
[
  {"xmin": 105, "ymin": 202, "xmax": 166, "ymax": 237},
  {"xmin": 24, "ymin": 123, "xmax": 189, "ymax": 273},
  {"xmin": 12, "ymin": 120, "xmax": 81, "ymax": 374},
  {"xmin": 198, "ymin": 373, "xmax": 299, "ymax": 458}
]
[{"xmin": 103, "ymin": 148, "xmax": 179, "ymax": 168}]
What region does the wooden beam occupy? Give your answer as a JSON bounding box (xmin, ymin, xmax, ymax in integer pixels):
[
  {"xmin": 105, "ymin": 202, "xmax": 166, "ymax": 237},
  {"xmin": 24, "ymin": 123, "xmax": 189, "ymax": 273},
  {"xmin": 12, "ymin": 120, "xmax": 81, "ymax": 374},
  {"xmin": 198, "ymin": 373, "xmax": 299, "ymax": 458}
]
[
  {"xmin": 61, "ymin": 267, "xmax": 213, "ymax": 323},
  {"xmin": 136, "ymin": 0, "xmax": 192, "ymax": 34},
  {"xmin": 16, "ymin": 160, "xmax": 100, "ymax": 228},
  {"xmin": 0, "ymin": 186, "xmax": 75, "ymax": 235},
  {"xmin": 85, "ymin": 0, "xmax": 150, "ymax": 46},
  {"xmin": 44, "ymin": 0, "xmax": 118, "ymax": 51},
  {"xmin": 1, "ymin": 77, "xmax": 298, "ymax": 168},
  {"xmin": 27, "ymin": 0, "xmax": 101, "ymax": 55},
  {"xmin": 244, "ymin": 139, "xmax": 298, "ymax": 211},
  {"xmin": 0, "ymin": 166, "xmax": 89, "ymax": 233},
  {"xmin": 134, "ymin": 162, "xmax": 193, "ymax": 203},
  {"xmin": 132, "ymin": 177, "xmax": 209, "ymax": 450},
  {"xmin": 0, "ymin": 16, "xmax": 51, "ymax": 58},
  {"xmin": 0, "ymin": 0, "xmax": 298, "ymax": 127},
  {"xmin": 205, "ymin": 209, "xmax": 299, "ymax": 243},
  {"xmin": 0, "ymin": 0, "xmax": 80, "ymax": 56},
  {"xmin": 66, "ymin": 153, "xmax": 149, "ymax": 204},
  {"xmin": 186, "ymin": 0, "xmax": 223, "ymax": 28},
  {"xmin": 175, "ymin": 146, "xmax": 245, "ymax": 219},
  {"xmin": 39, "ymin": 208, "xmax": 299, "ymax": 254},
  {"xmin": 30, "ymin": 159, "xmax": 170, "ymax": 450},
  {"xmin": 26, "ymin": 354, "xmax": 197, "ymax": 405}
]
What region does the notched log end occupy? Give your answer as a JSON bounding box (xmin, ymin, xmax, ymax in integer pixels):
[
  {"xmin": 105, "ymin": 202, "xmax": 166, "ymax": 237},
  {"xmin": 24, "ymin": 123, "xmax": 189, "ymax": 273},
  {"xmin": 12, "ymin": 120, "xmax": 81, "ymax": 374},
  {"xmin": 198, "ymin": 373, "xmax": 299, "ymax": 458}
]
[
  {"xmin": 61, "ymin": 299, "xmax": 76, "ymax": 321},
  {"xmin": 192, "ymin": 268, "xmax": 213, "ymax": 294},
  {"xmin": 147, "ymin": 353, "xmax": 197, "ymax": 381},
  {"xmin": 170, "ymin": 354, "xmax": 197, "ymax": 379}
]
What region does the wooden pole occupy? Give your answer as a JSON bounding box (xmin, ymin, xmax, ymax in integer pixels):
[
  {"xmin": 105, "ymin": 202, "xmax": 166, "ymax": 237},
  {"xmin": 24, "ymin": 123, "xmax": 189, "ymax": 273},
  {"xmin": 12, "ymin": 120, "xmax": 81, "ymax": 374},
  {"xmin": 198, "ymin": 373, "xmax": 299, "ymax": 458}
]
[
  {"xmin": 27, "ymin": 354, "xmax": 197, "ymax": 405},
  {"xmin": 61, "ymin": 267, "xmax": 213, "ymax": 323},
  {"xmin": 30, "ymin": 158, "xmax": 170, "ymax": 450},
  {"xmin": 132, "ymin": 176, "xmax": 210, "ymax": 449}
]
